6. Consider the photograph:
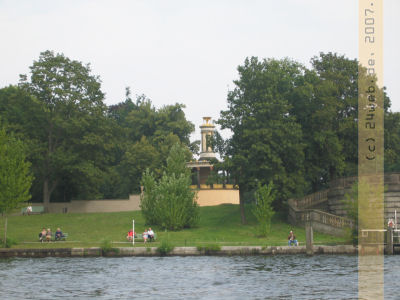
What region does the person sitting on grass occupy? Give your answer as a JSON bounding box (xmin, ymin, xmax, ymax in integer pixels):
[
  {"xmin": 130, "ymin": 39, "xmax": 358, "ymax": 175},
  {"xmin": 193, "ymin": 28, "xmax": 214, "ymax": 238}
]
[
  {"xmin": 46, "ymin": 228, "xmax": 52, "ymax": 242},
  {"xmin": 147, "ymin": 228, "xmax": 155, "ymax": 242},
  {"xmin": 39, "ymin": 228, "xmax": 47, "ymax": 243},
  {"xmin": 142, "ymin": 230, "xmax": 148, "ymax": 243},
  {"xmin": 55, "ymin": 228, "xmax": 64, "ymax": 241},
  {"xmin": 288, "ymin": 230, "xmax": 298, "ymax": 246},
  {"xmin": 126, "ymin": 229, "xmax": 135, "ymax": 242}
]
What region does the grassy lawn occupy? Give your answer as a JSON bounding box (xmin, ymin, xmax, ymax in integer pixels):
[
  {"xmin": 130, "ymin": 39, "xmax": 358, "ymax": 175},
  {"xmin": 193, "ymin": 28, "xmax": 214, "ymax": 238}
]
[{"xmin": 0, "ymin": 204, "xmax": 347, "ymax": 249}]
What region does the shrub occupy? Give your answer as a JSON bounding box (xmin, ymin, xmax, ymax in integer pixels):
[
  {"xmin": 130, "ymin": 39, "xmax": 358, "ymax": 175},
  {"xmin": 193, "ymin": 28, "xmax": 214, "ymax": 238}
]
[
  {"xmin": 196, "ymin": 244, "xmax": 221, "ymax": 255},
  {"xmin": 141, "ymin": 143, "xmax": 199, "ymax": 230},
  {"xmin": 100, "ymin": 239, "xmax": 119, "ymax": 255},
  {"xmin": 157, "ymin": 239, "xmax": 174, "ymax": 256},
  {"xmin": 0, "ymin": 237, "xmax": 17, "ymax": 248},
  {"xmin": 252, "ymin": 181, "xmax": 276, "ymax": 237}
]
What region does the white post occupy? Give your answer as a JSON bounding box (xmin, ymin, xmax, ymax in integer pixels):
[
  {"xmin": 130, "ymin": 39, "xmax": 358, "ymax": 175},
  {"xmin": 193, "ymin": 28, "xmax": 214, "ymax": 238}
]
[
  {"xmin": 395, "ymin": 210, "xmax": 397, "ymax": 230},
  {"xmin": 132, "ymin": 219, "xmax": 135, "ymax": 246}
]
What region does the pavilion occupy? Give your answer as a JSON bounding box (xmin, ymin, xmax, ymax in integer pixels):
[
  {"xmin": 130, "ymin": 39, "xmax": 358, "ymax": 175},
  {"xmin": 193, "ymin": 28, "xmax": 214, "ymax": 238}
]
[{"xmin": 187, "ymin": 117, "xmax": 239, "ymax": 206}]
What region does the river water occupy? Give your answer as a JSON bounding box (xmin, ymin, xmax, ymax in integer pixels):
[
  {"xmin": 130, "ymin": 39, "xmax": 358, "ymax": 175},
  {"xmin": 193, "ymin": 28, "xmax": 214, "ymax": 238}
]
[{"xmin": 0, "ymin": 255, "xmax": 399, "ymax": 299}]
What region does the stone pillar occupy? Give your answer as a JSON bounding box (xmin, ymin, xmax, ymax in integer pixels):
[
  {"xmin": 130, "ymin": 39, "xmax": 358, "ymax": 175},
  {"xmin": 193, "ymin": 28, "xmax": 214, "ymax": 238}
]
[
  {"xmin": 199, "ymin": 117, "xmax": 216, "ymax": 161},
  {"xmin": 305, "ymin": 213, "xmax": 313, "ymax": 256},
  {"xmin": 387, "ymin": 227, "xmax": 394, "ymax": 255}
]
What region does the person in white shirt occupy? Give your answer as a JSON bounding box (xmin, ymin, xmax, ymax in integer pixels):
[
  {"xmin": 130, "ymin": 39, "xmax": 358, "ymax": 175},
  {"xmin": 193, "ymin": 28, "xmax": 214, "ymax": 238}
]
[{"xmin": 147, "ymin": 228, "xmax": 155, "ymax": 242}]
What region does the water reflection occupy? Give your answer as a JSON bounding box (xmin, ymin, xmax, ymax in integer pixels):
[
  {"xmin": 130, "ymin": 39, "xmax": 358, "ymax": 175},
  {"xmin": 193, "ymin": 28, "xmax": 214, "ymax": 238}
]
[{"xmin": 0, "ymin": 255, "xmax": 398, "ymax": 299}]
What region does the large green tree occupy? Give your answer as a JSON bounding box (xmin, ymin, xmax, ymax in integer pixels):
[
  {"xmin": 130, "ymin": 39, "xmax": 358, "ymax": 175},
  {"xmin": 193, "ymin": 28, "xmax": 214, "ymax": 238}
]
[
  {"xmin": 0, "ymin": 125, "xmax": 33, "ymax": 246},
  {"xmin": 219, "ymin": 57, "xmax": 307, "ymax": 223},
  {"xmin": 310, "ymin": 52, "xmax": 359, "ymax": 178},
  {"xmin": 17, "ymin": 50, "xmax": 110, "ymax": 207},
  {"xmin": 108, "ymin": 92, "xmax": 196, "ymax": 196}
]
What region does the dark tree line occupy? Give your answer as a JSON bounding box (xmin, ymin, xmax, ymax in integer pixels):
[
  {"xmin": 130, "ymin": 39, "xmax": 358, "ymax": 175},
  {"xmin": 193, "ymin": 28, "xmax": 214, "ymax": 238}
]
[
  {"xmin": 1, "ymin": 50, "xmax": 399, "ymax": 220},
  {"xmin": 0, "ymin": 51, "xmax": 195, "ymax": 205}
]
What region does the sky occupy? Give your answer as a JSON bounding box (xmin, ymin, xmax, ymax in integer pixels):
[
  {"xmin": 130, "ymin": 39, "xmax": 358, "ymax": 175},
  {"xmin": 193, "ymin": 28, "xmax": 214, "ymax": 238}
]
[{"xmin": 0, "ymin": 0, "xmax": 399, "ymax": 141}]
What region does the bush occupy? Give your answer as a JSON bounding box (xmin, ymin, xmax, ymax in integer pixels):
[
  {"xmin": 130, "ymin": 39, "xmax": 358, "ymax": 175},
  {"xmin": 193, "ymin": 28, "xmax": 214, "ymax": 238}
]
[
  {"xmin": 100, "ymin": 239, "xmax": 119, "ymax": 255},
  {"xmin": 0, "ymin": 237, "xmax": 17, "ymax": 248},
  {"xmin": 141, "ymin": 143, "xmax": 199, "ymax": 230},
  {"xmin": 196, "ymin": 244, "xmax": 221, "ymax": 255},
  {"xmin": 157, "ymin": 239, "xmax": 174, "ymax": 256},
  {"xmin": 252, "ymin": 181, "xmax": 275, "ymax": 237}
]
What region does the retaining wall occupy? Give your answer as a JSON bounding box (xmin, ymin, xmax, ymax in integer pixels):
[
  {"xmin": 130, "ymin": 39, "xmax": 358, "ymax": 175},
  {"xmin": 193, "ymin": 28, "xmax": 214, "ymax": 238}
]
[
  {"xmin": 289, "ymin": 173, "xmax": 400, "ymax": 233},
  {"xmin": 42, "ymin": 194, "xmax": 141, "ymax": 214},
  {"xmin": 32, "ymin": 189, "xmax": 239, "ymax": 214},
  {"xmin": 195, "ymin": 189, "xmax": 240, "ymax": 206},
  {"xmin": 0, "ymin": 245, "xmax": 357, "ymax": 258}
]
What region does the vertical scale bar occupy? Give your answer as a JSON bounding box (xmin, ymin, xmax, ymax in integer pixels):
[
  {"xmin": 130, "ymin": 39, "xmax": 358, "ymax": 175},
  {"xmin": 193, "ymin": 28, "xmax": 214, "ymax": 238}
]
[{"xmin": 358, "ymin": 0, "xmax": 384, "ymax": 299}]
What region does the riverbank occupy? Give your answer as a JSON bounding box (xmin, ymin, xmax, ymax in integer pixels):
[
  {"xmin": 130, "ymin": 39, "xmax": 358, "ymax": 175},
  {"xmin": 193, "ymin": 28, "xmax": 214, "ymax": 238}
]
[
  {"xmin": 0, "ymin": 245, "xmax": 357, "ymax": 258},
  {"xmin": 1, "ymin": 204, "xmax": 347, "ymax": 249}
]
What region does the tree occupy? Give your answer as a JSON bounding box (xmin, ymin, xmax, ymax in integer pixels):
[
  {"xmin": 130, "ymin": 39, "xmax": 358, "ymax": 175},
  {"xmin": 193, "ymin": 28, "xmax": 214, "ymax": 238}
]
[
  {"xmin": 118, "ymin": 136, "xmax": 160, "ymax": 195},
  {"xmin": 18, "ymin": 50, "xmax": 109, "ymax": 207},
  {"xmin": 140, "ymin": 143, "xmax": 199, "ymax": 230},
  {"xmin": 385, "ymin": 111, "xmax": 400, "ymax": 172},
  {"xmin": 252, "ymin": 181, "xmax": 276, "ymax": 237},
  {"xmin": 0, "ymin": 125, "xmax": 33, "ymax": 246},
  {"xmin": 288, "ymin": 67, "xmax": 346, "ymax": 191},
  {"xmin": 309, "ymin": 52, "xmax": 359, "ymax": 178},
  {"xmin": 219, "ymin": 57, "xmax": 307, "ymax": 223},
  {"xmin": 108, "ymin": 92, "xmax": 196, "ymax": 197}
]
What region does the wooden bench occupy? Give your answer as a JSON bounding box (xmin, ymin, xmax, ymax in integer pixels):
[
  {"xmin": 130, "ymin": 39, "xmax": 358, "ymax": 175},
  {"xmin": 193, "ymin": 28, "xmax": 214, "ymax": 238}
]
[{"xmin": 22, "ymin": 206, "xmax": 45, "ymax": 215}]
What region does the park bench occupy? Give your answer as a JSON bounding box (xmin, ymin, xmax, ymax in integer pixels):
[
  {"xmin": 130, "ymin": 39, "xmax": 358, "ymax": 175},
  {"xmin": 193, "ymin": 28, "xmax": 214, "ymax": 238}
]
[
  {"xmin": 22, "ymin": 206, "xmax": 45, "ymax": 215},
  {"xmin": 135, "ymin": 233, "xmax": 157, "ymax": 242},
  {"xmin": 54, "ymin": 233, "xmax": 68, "ymax": 241},
  {"xmin": 39, "ymin": 233, "xmax": 68, "ymax": 242}
]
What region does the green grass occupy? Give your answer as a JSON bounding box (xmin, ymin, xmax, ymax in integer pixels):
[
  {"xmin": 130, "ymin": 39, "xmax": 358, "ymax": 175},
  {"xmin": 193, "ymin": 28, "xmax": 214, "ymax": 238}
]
[{"xmin": 0, "ymin": 204, "xmax": 347, "ymax": 249}]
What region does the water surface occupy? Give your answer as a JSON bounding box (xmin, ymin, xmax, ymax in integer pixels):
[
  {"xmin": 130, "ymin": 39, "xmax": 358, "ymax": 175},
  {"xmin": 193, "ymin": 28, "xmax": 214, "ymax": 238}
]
[{"xmin": 0, "ymin": 255, "xmax": 398, "ymax": 299}]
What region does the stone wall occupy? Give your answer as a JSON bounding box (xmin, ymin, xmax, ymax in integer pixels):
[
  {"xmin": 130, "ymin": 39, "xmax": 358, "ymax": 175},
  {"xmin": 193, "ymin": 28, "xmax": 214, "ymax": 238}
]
[
  {"xmin": 290, "ymin": 173, "xmax": 400, "ymax": 225},
  {"xmin": 0, "ymin": 245, "xmax": 357, "ymax": 258},
  {"xmin": 195, "ymin": 189, "xmax": 240, "ymax": 206},
  {"xmin": 32, "ymin": 189, "xmax": 239, "ymax": 214},
  {"xmin": 41, "ymin": 194, "xmax": 141, "ymax": 214},
  {"xmin": 328, "ymin": 173, "xmax": 400, "ymax": 220}
]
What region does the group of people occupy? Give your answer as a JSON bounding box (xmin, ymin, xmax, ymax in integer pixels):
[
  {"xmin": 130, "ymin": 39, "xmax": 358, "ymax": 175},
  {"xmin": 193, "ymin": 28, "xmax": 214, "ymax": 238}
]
[
  {"xmin": 126, "ymin": 228, "xmax": 155, "ymax": 243},
  {"xmin": 143, "ymin": 228, "xmax": 155, "ymax": 243},
  {"xmin": 38, "ymin": 227, "xmax": 64, "ymax": 242}
]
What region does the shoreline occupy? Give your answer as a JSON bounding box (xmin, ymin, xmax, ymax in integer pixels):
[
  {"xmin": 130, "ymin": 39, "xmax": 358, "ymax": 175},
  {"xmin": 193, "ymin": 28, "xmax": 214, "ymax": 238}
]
[{"xmin": 0, "ymin": 245, "xmax": 357, "ymax": 258}]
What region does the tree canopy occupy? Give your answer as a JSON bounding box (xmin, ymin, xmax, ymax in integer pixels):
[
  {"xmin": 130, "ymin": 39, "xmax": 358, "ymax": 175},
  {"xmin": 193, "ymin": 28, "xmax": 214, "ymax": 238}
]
[
  {"xmin": 0, "ymin": 124, "xmax": 33, "ymax": 246},
  {"xmin": 0, "ymin": 125, "xmax": 33, "ymax": 214},
  {"xmin": 218, "ymin": 52, "xmax": 398, "ymax": 220},
  {"xmin": 0, "ymin": 50, "xmax": 196, "ymax": 205}
]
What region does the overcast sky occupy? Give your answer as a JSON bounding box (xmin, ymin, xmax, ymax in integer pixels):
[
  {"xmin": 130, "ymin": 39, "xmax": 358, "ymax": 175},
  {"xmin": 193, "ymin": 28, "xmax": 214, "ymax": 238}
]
[{"xmin": 1, "ymin": 0, "xmax": 399, "ymax": 140}]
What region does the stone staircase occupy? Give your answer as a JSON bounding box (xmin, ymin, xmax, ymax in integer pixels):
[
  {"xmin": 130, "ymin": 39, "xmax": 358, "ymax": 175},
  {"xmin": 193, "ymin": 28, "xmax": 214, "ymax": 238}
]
[{"xmin": 288, "ymin": 172, "xmax": 400, "ymax": 236}]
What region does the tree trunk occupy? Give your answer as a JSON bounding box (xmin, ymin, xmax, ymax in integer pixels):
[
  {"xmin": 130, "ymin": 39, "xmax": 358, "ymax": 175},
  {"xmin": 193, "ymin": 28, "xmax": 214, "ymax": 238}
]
[
  {"xmin": 43, "ymin": 178, "xmax": 58, "ymax": 212},
  {"xmin": 43, "ymin": 179, "xmax": 51, "ymax": 212},
  {"xmin": 3, "ymin": 216, "xmax": 7, "ymax": 247},
  {"xmin": 239, "ymin": 189, "xmax": 247, "ymax": 224}
]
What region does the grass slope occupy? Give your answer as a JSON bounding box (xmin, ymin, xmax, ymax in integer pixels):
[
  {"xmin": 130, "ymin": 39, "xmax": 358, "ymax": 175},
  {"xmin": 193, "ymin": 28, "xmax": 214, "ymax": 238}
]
[{"xmin": 0, "ymin": 204, "xmax": 346, "ymax": 249}]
